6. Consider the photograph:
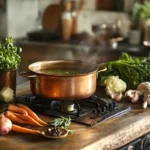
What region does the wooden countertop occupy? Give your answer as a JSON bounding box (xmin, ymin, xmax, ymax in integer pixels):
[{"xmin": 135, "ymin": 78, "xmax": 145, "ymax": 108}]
[{"xmin": 1, "ymin": 81, "xmax": 150, "ymax": 150}]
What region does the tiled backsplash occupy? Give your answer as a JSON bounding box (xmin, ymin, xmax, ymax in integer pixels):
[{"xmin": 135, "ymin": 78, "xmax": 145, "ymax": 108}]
[{"xmin": 0, "ymin": 0, "xmax": 130, "ymax": 39}]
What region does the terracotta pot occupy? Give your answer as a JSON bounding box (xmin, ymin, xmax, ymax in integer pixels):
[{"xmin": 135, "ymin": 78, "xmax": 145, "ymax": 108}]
[
  {"xmin": 20, "ymin": 60, "xmax": 106, "ymax": 100},
  {"xmin": 0, "ymin": 69, "xmax": 16, "ymax": 97}
]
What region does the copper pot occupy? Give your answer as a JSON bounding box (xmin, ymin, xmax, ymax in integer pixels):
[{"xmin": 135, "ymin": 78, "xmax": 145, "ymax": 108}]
[{"xmin": 20, "ymin": 60, "xmax": 106, "ymax": 100}]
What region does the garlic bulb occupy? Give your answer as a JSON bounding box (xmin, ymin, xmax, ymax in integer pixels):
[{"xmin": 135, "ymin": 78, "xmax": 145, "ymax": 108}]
[
  {"xmin": 143, "ymin": 101, "xmax": 148, "ymax": 109},
  {"xmin": 137, "ymin": 82, "xmax": 150, "ymax": 95},
  {"xmin": 113, "ymin": 92, "xmax": 123, "ymax": 101},
  {"xmin": 106, "ymin": 86, "xmax": 123, "ymax": 101}
]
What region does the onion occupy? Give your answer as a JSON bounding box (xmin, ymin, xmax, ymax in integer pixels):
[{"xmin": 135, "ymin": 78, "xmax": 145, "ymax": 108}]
[{"xmin": 0, "ymin": 114, "xmax": 12, "ymax": 135}]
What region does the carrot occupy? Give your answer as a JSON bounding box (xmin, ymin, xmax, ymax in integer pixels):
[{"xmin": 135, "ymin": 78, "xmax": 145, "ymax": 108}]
[
  {"xmin": 16, "ymin": 103, "xmax": 47, "ymax": 125},
  {"xmin": 12, "ymin": 124, "xmax": 41, "ymax": 135},
  {"xmin": 7, "ymin": 104, "xmax": 28, "ymax": 115},
  {"xmin": 10, "ymin": 111, "xmax": 43, "ymax": 127},
  {"xmin": 5, "ymin": 111, "xmax": 27, "ymax": 124}
]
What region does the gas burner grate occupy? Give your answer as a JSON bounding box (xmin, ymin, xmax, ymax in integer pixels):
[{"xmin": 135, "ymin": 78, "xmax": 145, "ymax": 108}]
[{"xmin": 16, "ymin": 94, "xmax": 131, "ymax": 126}]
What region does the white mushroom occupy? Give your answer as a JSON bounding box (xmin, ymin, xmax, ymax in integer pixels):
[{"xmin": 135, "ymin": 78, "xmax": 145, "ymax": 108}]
[{"xmin": 124, "ymin": 90, "xmax": 142, "ymax": 103}]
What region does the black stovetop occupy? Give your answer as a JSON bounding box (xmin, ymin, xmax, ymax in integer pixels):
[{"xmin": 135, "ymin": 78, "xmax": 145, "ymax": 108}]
[{"xmin": 16, "ymin": 94, "xmax": 131, "ymax": 126}]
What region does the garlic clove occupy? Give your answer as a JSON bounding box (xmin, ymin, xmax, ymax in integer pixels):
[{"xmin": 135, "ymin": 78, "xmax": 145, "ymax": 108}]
[
  {"xmin": 143, "ymin": 93, "xmax": 150, "ymax": 105},
  {"xmin": 142, "ymin": 101, "xmax": 148, "ymax": 109},
  {"xmin": 113, "ymin": 92, "xmax": 123, "ymax": 101},
  {"xmin": 106, "ymin": 86, "xmax": 123, "ymax": 101}
]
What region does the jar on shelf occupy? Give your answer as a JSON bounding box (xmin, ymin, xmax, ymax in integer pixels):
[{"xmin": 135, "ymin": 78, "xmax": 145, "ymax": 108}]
[
  {"xmin": 61, "ymin": 1, "xmax": 72, "ymax": 41},
  {"xmin": 71, "ymin": 0, "xmax": 78, "ymax": 35}
]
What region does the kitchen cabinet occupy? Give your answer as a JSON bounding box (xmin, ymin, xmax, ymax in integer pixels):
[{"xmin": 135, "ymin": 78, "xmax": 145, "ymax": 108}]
[
  {"xmin": 96, "ymin": 0, "xmax": 114, "ymax": 11},
  {"xmin": 96, "ymin": 0, "xmax": 143, "ymax": 12}
]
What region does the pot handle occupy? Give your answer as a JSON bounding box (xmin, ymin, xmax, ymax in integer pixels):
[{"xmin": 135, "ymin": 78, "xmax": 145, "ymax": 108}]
[
  {"xmin": 97, "ymin": 64, "xmax": 107, "ymax": 73},
  {"xmin": 20, "ymin": 71, "xmax": 37, "ymax": 78}
]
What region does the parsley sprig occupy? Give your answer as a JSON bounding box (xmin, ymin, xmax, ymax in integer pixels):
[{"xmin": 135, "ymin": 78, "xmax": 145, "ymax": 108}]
[
  {"xmin": 51, "ymin": 116, "xmax": 74, "ymax": 134},
  {"xmin": 0, "ymin": 37, "xmax": 22, "ymax": 69}
]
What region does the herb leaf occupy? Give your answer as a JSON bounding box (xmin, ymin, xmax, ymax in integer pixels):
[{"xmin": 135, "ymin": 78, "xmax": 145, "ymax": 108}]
[{"xmin": 51, "ymin": 116, "xmax": 71, "ymax": 129}]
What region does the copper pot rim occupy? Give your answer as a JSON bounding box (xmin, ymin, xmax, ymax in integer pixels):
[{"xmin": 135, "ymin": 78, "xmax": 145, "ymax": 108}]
[{"xmin": 28, "ymin": 60, "xmax": 106, "ymax": 77}]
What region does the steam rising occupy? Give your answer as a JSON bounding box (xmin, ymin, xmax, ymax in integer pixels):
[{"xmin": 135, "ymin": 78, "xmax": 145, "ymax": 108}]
[{"xmin": 72, "ymin": 36, "xmax": 108, "ymax": 66}]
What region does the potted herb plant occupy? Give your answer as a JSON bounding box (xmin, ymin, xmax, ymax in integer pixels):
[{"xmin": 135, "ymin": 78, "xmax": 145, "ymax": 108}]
[
  {"xmin": 129, "ymin": 2, "xmax": 150, "ymax": 44},
  {"xmin": 0, "ymin": 37, "xmax": 22, "ymax": 102}
]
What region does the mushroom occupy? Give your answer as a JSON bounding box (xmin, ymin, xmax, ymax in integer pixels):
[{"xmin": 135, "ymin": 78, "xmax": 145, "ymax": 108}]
[{"xmin": 124, "ymin": 90, "xmax": 142, "ymax": 103}]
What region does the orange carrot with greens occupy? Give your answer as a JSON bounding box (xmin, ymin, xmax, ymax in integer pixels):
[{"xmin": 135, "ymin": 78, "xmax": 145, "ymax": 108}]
[
  {"xmin": 10, "ymin": 111, "xmax": 43, "ymax": 126},
  {"xmin": 7, "ymin": 104, "xmax": 28, "ymax": 115},
  {"xmin": 5, "ymin": 111, "xmax": 27, "ymax": 124},
  {"xmin": 12, "ymin": 124, "xmax": 41, "ymax": 134},
  {"xmin": 16, "ymin": 103, "xmax": 47, "ymax": 125}
]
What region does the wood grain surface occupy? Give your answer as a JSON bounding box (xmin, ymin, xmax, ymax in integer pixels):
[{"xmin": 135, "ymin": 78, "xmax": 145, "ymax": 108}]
[{"xmin": 3, "ymin": 81, "xmax": 148, "ymax": 150}]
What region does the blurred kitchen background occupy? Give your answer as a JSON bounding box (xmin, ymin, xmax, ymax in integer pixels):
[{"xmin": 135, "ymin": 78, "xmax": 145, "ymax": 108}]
[{"xmin": 0, "ymin": 0, "xmax": 150, "ymax": 83}]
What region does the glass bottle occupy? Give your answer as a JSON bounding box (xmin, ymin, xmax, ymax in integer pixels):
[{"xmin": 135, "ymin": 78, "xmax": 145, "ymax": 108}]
[{"xmin": 71, "ymin": 0, "xmax": 78, "ymax": 35}]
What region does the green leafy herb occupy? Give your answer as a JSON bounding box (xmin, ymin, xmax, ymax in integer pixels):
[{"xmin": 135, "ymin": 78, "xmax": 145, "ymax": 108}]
[
  {"xmin": 51, "ymin": 116, "xmax": 75, "ymax": 134},
  {"xmin": 51, "ymin": 116, "xmax": 71, "ymax": 129},
  {"xmin": 0, "ymin": 37, "xmax": 22, "ymax": 69},
  {"xmin": 97, "ymin": 52, "xmax": 150, "ymax": 89}
]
